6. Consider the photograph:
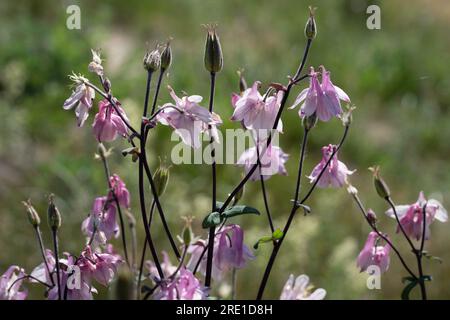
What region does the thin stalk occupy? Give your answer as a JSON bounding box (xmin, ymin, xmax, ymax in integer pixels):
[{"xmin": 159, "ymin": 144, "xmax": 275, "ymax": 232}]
[
  {"xmin": 205, "ymin": 71, "xmax": 217, "ymax": 288},
  {"xmin": 150, "ymin": 68, "xmax": 166, "ymax": 116},
  {"xmin": 417, "ymin": 203, "xmax": 428, "ymax": 299},
  {"xmin": 34, "ymin": 226, "xmax": 54, "ymax": 286},
  {"xmin": 51, "ymin": 229, "xmax": 61, "ymax": 300}
]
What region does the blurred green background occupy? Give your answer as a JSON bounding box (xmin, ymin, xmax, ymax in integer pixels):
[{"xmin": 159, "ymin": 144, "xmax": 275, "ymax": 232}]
[{"xmin": 1, "ymin": 0, "xmax": 449, "ymax": 299}]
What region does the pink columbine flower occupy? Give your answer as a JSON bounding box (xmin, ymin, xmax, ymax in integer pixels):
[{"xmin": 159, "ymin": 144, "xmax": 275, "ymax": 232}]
[
  {"xmin": 280, "ymin": 274, "xmax": 326, "ymax": 300},
  {"xmin": 385, "ymin": 192, "xmax": 448, "ymax": 241},
  {"xmin": 146, "ymin": 251, "xmax": 178, "ymax": 282},
  {"xmin": 290, "ymin": 66, "xmax": 350, "ymax": 122},
  {"xmin": 82, "ymin": 196, "xmax": 119, "ymax": 243},
  {"xmin": 92, "ymin": 99, "xmax": 129, "ymax": 142},
  {"xmin": 0, "ymin": 266, "xmax": 28, "ymax": 300},
  {"xmin": 109, "ymin": 174, "xmax": 130, "ymax": 208},
  {"xmin": 153, "ymin": 268, "xmax": 206, "ymax": 300},
  {"xmin": 237, "ymin": 143, "xmax": 288, "ymax": 181},
  {"xmin": 231, "ymin": 81, "xmax": 284, "ymax": 133},
  {"xmin": 63, "ymin": 76, "xmax": 95, "ymax": 127},
  {"xmin": 78, "ymin": 245, "xmax": 123, "ymax": 287},
  {"xmin": 357, "ymin": 232, "xmax": 391, "ymax": 274},
  {"xmin": 157, "ymin": 86, "xmax": 221, "ymax": 149},
  {"xmin": 187, "ymin": 225, "xmax": 254, "ymax": 280},
  {"xmin": 308, "ymin": 144, "xmax": 354, "ymax": 188}
]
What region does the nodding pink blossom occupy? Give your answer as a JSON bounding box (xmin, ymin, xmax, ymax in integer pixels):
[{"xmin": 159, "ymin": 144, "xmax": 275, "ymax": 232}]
[
  {"xmin": 187, "ymin": 225, "xmax": 254, "ymax": 280},
  {"xmin": 357, "ymin": 232, "xmax": 391, "ymax": 274},
  {"xmin": 82, "ymin": 196, "xmax": 119, "ymax": 243},
  {"xmin": 308, "ymin": 144, "xmax": 354, "ymax": 188},
  {"xmin": 290, "ymin": 66, "xmax": 350, "ymax": 122},
  {"xmin": 157, "ymin": 86, "xmax": 221, "ymax": 149},
  {"xmin": 78, "ymin": 245, "xmax": 123, "ymax": 287},
  {"xmin": 109, "ymin": 174, "xmax": 130, "ymax": 208},
  {"xmin": 31, "ymin": 251, "xmax": 95, "ymax": 300},
  {"xmin": 92, "ymin": 99, "xmax": 129, "ymax": 142},
  {"xmin": 231, "ymin": 81, "xmax": 283, "ymax": 133},
  {"xmin": 280, "ymin": 274, "xmax": 326, "ymax": 300},
  {"xmin": 153, "ymin": 268, "xmax": 206, "ymax": 300},
  {"xmin": 63, "ymin": 82, "xmax": 95, "ymax": 127},
  {"xmin": 237, "ymin": 143, "xmax": 288, "ymax": 181},
  {"xmin": 385, "ymin": 192, "xmax": 448, "ymax": 241},
  {"xmin": 0, "ymin": 266, "xmax": 28, "ymax": 300}
]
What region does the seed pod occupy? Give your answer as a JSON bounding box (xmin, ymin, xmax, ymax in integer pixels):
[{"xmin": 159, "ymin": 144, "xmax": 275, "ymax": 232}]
[
  {"xmin": 181, "ymin": 216, "xmax": 194, "ymax": 246},
  {"xmin": 369, "ymin": 166, "xmax": 391, "ymax": 199},
  {"xmin": 302, "ymin": 112, "xmax": 318, "ymax": 130},
  {"xmin": 143, "ymin": 49, "xmax": 161, "ymax": 72},
  {"xmin": 304, "ymin": 6, "xmax": 317, "ymax": 40},
  {"xmin": 204, "ymin": 24, "xmax": 223, "ymax": 73},
  {"xmin": 160, "ymin": 40, "xmax": 172, "ymax": 70},
  {"xmin": 152, "ymin": 163, "xmax": 170, "ymax": 197},
  {"xmin": 47, "ymin": 194, "xmax": 61, "ymax": 231},
  {"xmin": 237, "ymin": 69, "xmax": 247, "ymax": 93},
  {"xmin": 22, "ymin": 199, "xmax": 41, "ymax": 227}
]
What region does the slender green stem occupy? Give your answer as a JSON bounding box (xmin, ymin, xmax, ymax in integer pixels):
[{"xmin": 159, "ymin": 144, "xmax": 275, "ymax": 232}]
[
  {"xmin": 150, "ymin": 68, "xmax": 166, "ymax": 116},
  {"xmin": 417, "ymin": 203, "xmax": 428, "ymax": 300},
  {"xmin": 51, "ymin": 229, "xmax": 61, "ymax": 300},
  {"xmin": 34, "ymin": 226, "xmax": 54, "ymax": 286}
]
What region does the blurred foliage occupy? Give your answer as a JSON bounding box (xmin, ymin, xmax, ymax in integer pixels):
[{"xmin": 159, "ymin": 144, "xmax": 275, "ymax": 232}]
[{"xmin": 1, "ymin": 0, "xmax": 450, "ymax": 299}]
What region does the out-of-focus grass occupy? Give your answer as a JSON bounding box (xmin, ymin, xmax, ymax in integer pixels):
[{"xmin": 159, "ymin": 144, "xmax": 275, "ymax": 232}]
[{"xmin": 1, "ymin": 0, "xmax": 450, "ymax": 299}]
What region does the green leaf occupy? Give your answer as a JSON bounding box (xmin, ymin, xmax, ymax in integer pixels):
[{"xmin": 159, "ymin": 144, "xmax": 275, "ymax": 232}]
[
  {"xmin": 272, "ymin": 228, "xmax": 284, "ymax": 240},
  {"xmin": 253, "ymin": 236, "xmax": 273, "ymax": 250},
  {"xmin": 202, "ymin": 212, "xmax": 222, "ymax": 229},
  {"xmin": 222, "ymin": 205, "xmax": 260, "ymax": 219}
]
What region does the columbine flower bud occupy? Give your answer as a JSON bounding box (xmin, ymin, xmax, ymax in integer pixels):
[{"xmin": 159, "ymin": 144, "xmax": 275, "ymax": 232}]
[
  {"xmin": 304, "ymin": 7, "xmax": 317, "ymax": 40},
  {"xmin": 181, "ymin": 216, "xmax": 194, "ymax": 246},
  {"xmin": 22, "ymin": 199, "xmax": 40, "ymax": 227},
  {"xmin": 153, "ymin": 162, "xmax": 170, "ymax": 197},
  {"xmin": 342, "ymin": 105, "xmax": 356, "ymax": 127},
  {"xmin": 367, "ymin": 209, "xmax": 377, "ymax": 225},
  {"xmin": 369, "ymin": 166, "xmax": 391, "ymax": 199},
  {"xmin": 302, "ymin": 112, "xmax": 318, "ymax": 130},
  {"xmin": 160, "ymin": 40, "xmax": 172, "ymax": 70},
  {"xmin": 47, "ymin": 194, "xmax": 61, "ymax": 231},
  {"xmin": 204, "ymin": 24, "xmax": 223, "ymax": 73},
  {"xmin": 143, "ymin": 49, "xmax": 161, "ymax": 72}
]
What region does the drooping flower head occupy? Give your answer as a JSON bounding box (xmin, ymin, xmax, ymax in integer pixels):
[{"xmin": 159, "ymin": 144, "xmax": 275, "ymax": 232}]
[
  {"xmin": 280, "ymin": 274, "xmax": 326, "ymax": 300},
  {"xmin": 237, "ymin": 143, "xmax": 288, "ymax": 181},
  {"xmin": 356, "ymin": 232, "xmax": 391, "ymax": 274},
  {"xmin": 92, "ymin": 99, "xmax": 129, "ymax": 142},
  {"xmin": 0, "ymin": 266, "xmax": 28, "ymax": 300},
  {"xmin": 82, "ymin": 196, "xmax": 119, "ymax": 243},
  {"xmin": 153, "ymin": 268, "xmax": 206, "ymax": 300},
  {"xmin": 88, "ymin": 49, "xmax": 104, "ymax": 76},
  {"xmin": 307, "ymin": 144, "xmax": 354, "ymax": 188},
  {"xmin": 63, "ymin": 74, "xmax": 95, "ymax": 127},
  {"xmin": 290, "ymin": 66, "xmax": 350, "ymax": 122},
  {"xmin": 385, "ymin": 192, "xmax": 448, "ymax": 241},
  {"xmin": 109, "ymin": 174, "xmax": 130, "ymax": 208},
  {"xmin": 231, "ymin": 81, "xmax": 283, "ymax": 133},
  {"xmin": 157, "ymin": 86, "xmax": 221, "ymax": 148}
]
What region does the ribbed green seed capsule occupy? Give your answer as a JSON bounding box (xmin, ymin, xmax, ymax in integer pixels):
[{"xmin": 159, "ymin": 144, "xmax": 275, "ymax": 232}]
[{"xmin": 204, "ymin": 25, "xmax": 223, "ymax": 73}]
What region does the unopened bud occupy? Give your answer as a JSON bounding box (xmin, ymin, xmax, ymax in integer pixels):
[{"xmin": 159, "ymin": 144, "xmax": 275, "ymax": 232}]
[
  {"xmin": 342, "ymin": 105, "xmax": 355, "ymax": 127},
  {"xmin": 22, "ymin": 199, "xmax": 41, "ymax": 227},
  {"xmin": 152, "ymin": 162, "xmax": 170, "ymax": 197},
  {"xmin": 97, "ymin": 143, "xmax": 108, "ymax": 160},
  {"xmin": 369, "ymin": 166, "xmax": 391, "ymax": 199},
  {"xmin": 47, "ymin": 194, "xmax": 61, "ymax": 231},
  {"xmin": 103, "ymin": 77, "xmax": 112, "ymax": 93},
  {"xmin": 204, "ymin": 24, "xmax": 223, "ymax": 73},
  {"xmin": 304, "ymin": 6, "xmax": 317, "ymax": 40},
  {"xmin": 181, "ymin": 216, "xmax": 194, "ymax": 246},
  {"xmin": 367, "ymin": 209, "xmax": 377, "ymax": 225},
  {"xmin": 302, "ymin": 112, "xmax": 317, "ymax": 130},
  {"xmin": 143, "ymin": 49, "xmax": 161, "ymax": 72},
  {"xmin": 237, "ymin": 69, "xmax": 247, "ymax": 93},
  {"xmin": 160, "ymin": 40, "xmax": 172, "ymax": 70}
]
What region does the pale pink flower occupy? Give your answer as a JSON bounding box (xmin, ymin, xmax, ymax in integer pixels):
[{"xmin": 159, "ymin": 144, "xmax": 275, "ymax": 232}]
[
  {"xmin": 88, "ymin": 49, "xmax": 104, "ymax": 76},
  {"xmin": 290, "ymin": 66, "xmax": 350, "ymax": 122},
  {"xmin": 92, "ymin": 99, "xmax": 129, "ymax": 142},
  {"xmin": 109, "ymin": 174, "xmax": 130, "ymax": 208},
  {"xmin": 231, "ymin": 81, "xmax": 283, "ymax": 133},
  {"xmin": 280, "ymin": 274, "xmax": 326, "ymax": 300},
  {"xmin": 0, "ymin": 266, "xmax": 28, "ymax": 300},
  {"xmin": 237, "ymin": 143, "xmax": 288, "ymax": 181},
  {"xmin": 385, "ymin": 192, "xmax": 448, "ymax": 241},
  {"xmin": 82, "ymin": 196, "xmax": 119, "ymax": 243},
  {"xmin": 157, "ymin": 86, "xmax": 220, "ymax": 148},
  {"xmin": 63, "ymin": 80, "xmax": 95, "ymax": 127},
  {"xmin": 357, "ymin": 232, "xmax": 391, "ymax": 273},
  {"xmin": 153, "ymin": 268, "xmax": 206, "ymax": 300},
  {"xmin": 308, "ymin": 144, "xmax": 354, "ymax": 188},
  {"xmin": 146, "ymin": 251, "xmax": 177, "ymax": 281}
]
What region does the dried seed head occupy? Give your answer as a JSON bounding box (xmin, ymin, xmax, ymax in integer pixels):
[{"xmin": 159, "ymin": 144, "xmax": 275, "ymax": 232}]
[
  {"xmin": 160, "ymin": 39, "xmax": 173, "ymax": 70},
  {"xmin": 143, "ymin": 49, "xmax": 161, "ymax": 72},
  {"xmin": 369, "ymin": 166, "xmax": 391, "ymax": 199},
  {"xmin": 47, "ymin": 194, "xmax": 61, "ymax": 231},
  {"xmin": 304, "ymin": 6, "xmax": 317, "ymax": 40},
  {"xmin": 22, "ymin": 199, "xmax": 41, "ymax": 227},
  {"xmin": 204, "ymin": 24, "xmax": 223, "ymax": 73}
]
